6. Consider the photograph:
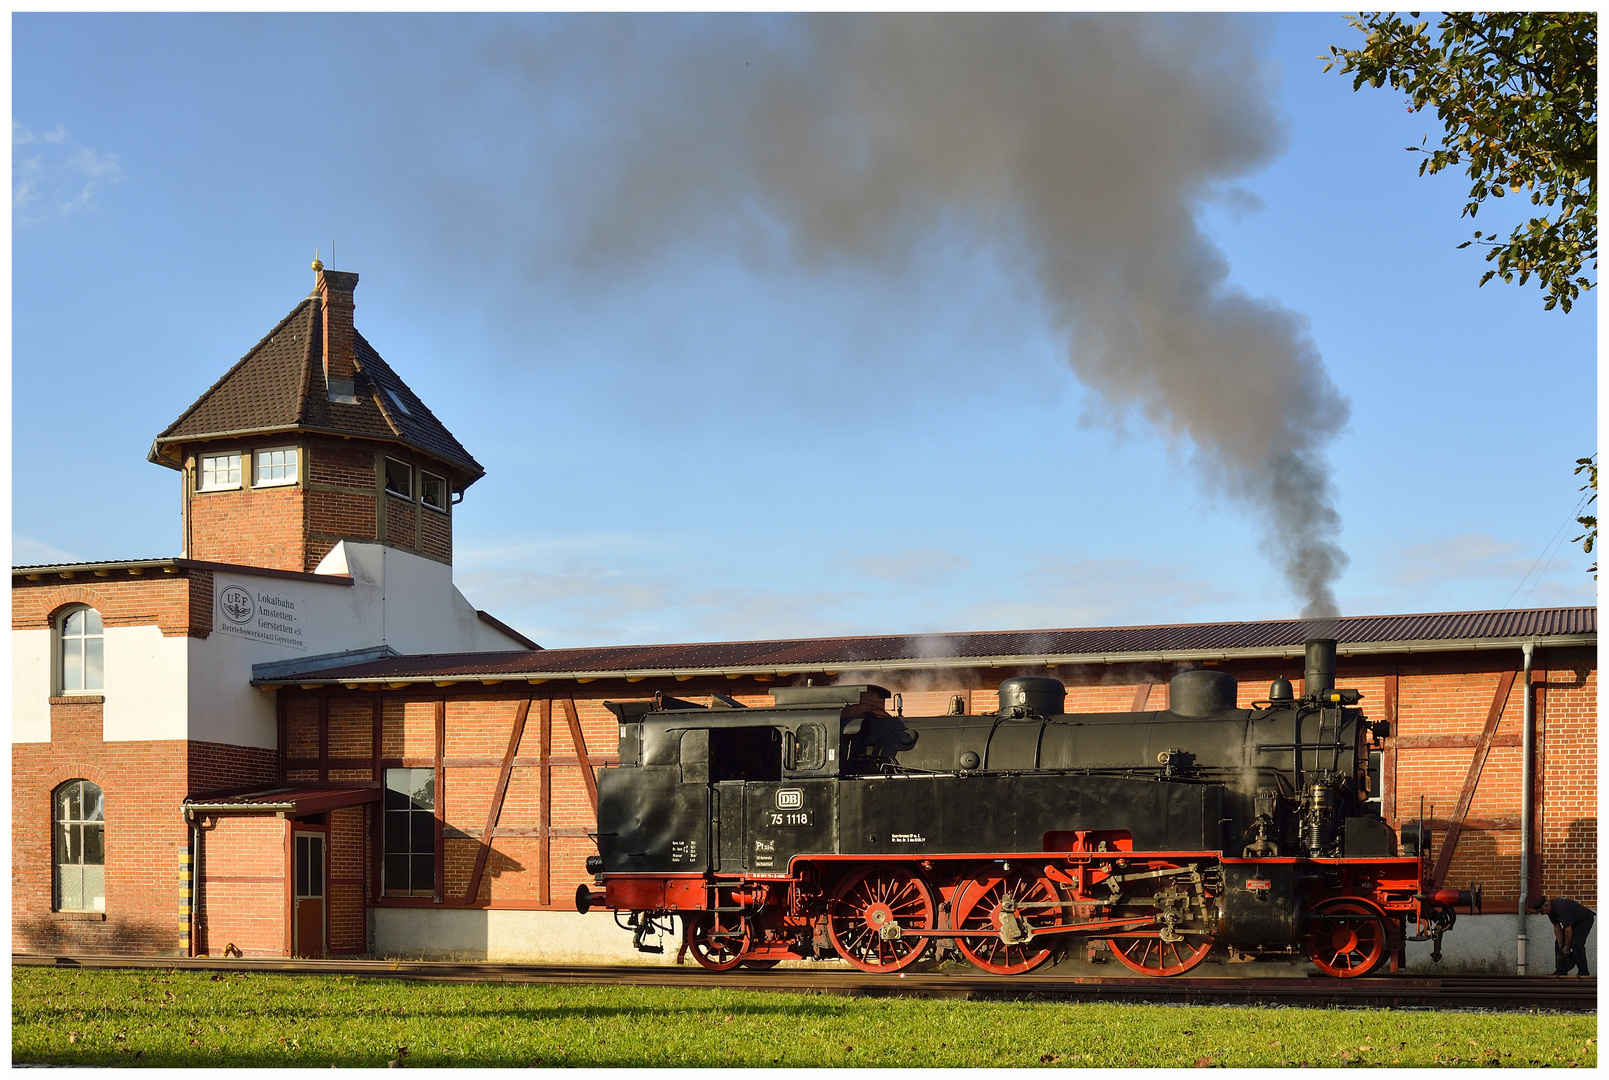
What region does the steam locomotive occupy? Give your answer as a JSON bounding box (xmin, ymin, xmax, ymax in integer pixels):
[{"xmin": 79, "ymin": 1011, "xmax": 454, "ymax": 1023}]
[{"xmin": 576, "ymin": 639, "xmax": 1478, "ymax": 977}]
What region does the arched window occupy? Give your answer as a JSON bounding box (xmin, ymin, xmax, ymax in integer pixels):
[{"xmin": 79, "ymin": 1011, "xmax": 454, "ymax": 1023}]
[
  {"xmin": 58, "ymin": 606, "xmax": 103, "ymax": 692},
  {"xmin": 54, "ymin": 780, "xmax": 105, "ymax": 912}
]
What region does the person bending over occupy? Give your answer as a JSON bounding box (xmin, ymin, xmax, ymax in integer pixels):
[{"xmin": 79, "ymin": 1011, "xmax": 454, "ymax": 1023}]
[{"xmin": 1532, "ymin": 897, "xmax": 1594, "ymax": 976}]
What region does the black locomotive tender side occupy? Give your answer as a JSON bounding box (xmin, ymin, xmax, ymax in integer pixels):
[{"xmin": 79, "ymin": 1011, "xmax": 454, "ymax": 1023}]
[{"xmin": 578, "ymin": 639, "xmax": 1479, "ymax": 976}]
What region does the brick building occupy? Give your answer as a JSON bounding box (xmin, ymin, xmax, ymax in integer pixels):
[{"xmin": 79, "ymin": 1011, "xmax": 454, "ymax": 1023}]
[
  {"xmin": 12, "ymin": 264, "xmax": 532, "ymax": 957},
  {"xmin": 13, "ymin": 265, "xmax": 1598, "ymax": 970}
]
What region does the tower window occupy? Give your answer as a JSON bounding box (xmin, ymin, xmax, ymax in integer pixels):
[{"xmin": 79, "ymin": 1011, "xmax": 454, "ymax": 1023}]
[
  {"xmin": 384, "ymin": 458, "xmax": 413, "ymax": 499},
  {"xmin": 198, "ymin": 453, "xmax": 242, "ymax": 491},
  {"xmin": 58, "ymin": 606, "xmax": 104, "ymax": 693},
  {"xmin": 254, "ymin": 447, "xmax": 299, "ymax": 487},
  {"xmin": 421, "ymin": 472, "xmax": 448, "ymax": 512}
]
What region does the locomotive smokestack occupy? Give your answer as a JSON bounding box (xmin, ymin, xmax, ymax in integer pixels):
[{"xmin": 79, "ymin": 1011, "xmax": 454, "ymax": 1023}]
[{"xmin": 1304, "ymin": 638, "xmax": 1336, "ymax": 697}]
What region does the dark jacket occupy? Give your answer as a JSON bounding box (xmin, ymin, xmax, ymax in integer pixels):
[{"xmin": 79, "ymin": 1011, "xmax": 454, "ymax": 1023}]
[{"xmin": 1546, "ymin": 897, "xmax": 1595, "ymax": 931}]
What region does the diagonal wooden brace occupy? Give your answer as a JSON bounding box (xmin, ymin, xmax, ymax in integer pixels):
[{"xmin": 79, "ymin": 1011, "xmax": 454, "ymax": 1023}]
[{"xmin": 1430, "ymin": 668, "xmax": 1517, "ymax": 888}]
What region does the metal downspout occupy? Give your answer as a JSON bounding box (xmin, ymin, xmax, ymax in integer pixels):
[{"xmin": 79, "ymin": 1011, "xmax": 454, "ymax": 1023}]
[{"xmin": 1518, "ymin": 642, "xmax": 1535, "ymax": 975}]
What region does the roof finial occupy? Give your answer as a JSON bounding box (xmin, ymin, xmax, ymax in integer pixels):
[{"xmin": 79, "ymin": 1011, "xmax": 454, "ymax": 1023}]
[{"xmin": 311, "ymin": 247, "xmax": 324, "ymax": 274}]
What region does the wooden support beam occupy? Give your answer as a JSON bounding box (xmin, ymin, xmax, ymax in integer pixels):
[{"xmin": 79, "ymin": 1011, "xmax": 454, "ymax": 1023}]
[
  {"xmin": 1391, "ymin": 733, "xmax": 1523, "ymax": 750},
  {"xmin": 1430, "ymin": 668, "xmax": 1517, "ymax": 888},
  {"xmin": 370, "ymin": 696, "xmax": 384, "ymax": 905},
  {"xmin": 434, "ymin": 698, "xmax": 446, "ymax": 905},
  {"xmin": 462, "ymin": 699, "xmax": 532, "ymax": 906},
  {"xmin": 1129, "ymin": 684, "xmax": 1153, "ymax": 712},
  {"xmin": 560, "ymin": 697, "xmax": 599, "ymax": 814},
  {"xmin": 1383, "ymin": 670, "xmax": 1398, "ymax": 821},
  {"xmin": 276, "ymin": 693, "xmax": 288, "ymax": 786},
  {"xmin": 1530, "ymin": 670, "xmax": 1547, "ymax": 902},
  {"xmin": 318, "ymin": 695, "xmax": 330, "ymax": 784},
  {"xmin": 539, "ymin": 698, "xmax": 552, "ymax": 907}
]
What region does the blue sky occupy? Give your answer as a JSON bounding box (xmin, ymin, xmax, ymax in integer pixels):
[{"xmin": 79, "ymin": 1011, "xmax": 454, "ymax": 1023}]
[{"xmin": 12, "ymin": 13, "xmax": 1597, "ymax": 649}]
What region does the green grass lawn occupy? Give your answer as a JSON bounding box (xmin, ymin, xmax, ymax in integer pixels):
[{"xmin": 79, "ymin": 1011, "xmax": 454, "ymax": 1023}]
[{"xmin": 12, "ymin": 966, "xmax": 1596, "ymax": 1068}]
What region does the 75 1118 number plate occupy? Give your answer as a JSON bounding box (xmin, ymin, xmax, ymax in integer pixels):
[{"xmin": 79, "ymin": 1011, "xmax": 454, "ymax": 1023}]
[{"xmin": 765, "ymin": 811, "xmax": 814, "ymax": 827}]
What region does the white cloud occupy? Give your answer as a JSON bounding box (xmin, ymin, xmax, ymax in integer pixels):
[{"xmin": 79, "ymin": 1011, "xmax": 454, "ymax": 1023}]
[
  {"xmin": 455, "ymin": 555, "xmax": 870, "ymax": 648},
  {"xmin": 13, "ymin": 122, "xmax": 122, "ymax": 223},
  {"xmin": 957, "ymin": 556, "xmax": 1240, "ymax": 630},
  {"xmin": 831, "ymin": 548, "xmax": 968, "ymax": 587},
  {"xmin": 12, "ymin": 534, "xmax": 80, "ymax": 567},
  {"xmin": 1386, "ymin": 534, "xmax": 1530, "ymax": 589},
  {"xmin": 1343, "ymin": 532, "xmax": 1597, "ymax": 614}
]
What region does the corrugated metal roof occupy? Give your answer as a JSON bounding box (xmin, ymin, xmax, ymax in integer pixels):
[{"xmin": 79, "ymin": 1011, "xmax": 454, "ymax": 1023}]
[
  {"xmin": 182, "ymin": 786, "xmax": 379, "ymax": 815},
  {"xmin": 254, "ymin": 606, "xmax": 1596, "ymax": 685}
]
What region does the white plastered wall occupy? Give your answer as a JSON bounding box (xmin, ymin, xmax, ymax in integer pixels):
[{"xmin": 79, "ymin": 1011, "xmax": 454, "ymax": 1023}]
[
  {"xmin": 314, "ymin": 541, "xmax": 523, "ymax": 654},
  {"xmin": 12, "ymin": 628, "xmax": 52, "ymax": 742},
  {"xmin": 374, "ymin": 904, "xmax": 1585, "ymax": 972},
  {"xmin": 372, "ymin": 908, "xmax": 664, "ymax": 964},
  {"xmin": 104, "ymin": 626, "xmax": 190, "ymax": 741},
  {"xmin": 186, "ymin": 542, "xmax": 528, "ymax": 747}
]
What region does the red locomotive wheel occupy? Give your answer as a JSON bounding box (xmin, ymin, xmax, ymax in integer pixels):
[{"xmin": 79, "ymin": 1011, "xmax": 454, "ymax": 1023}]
[
  {"xmin": 1101, "ymin": 863, "xmax": 1214, "ymax": 976},
  {"xmin": 827, "ymin": 866, "xmax": 936, "ymax": 973},
  {"xmin": 1306, "ymin": 898, "xmax": 1388, "ymax": 978},
  {"xmin": 684, "ymin": 912, "xmax": 752, "ymax": 972},
  {"xmin": 952, "ymin": 873, "xmax": 1066, "ymax": 975},
  {"xmin": 1105, "ymin": 933, "xmax": 1214, "ymax": 976}
]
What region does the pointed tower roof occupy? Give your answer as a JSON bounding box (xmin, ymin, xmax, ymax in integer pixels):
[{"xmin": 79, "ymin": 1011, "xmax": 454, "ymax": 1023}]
[{"xmin": 149, "ymin": 272, "xmax": 484, "ymax": 487}]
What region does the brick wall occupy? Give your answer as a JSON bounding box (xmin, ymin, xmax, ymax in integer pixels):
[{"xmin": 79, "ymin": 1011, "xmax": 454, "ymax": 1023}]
[
  {"xmin": 384, "ymin": 495, "xmax": 417, "ymax": 552},
  {"xmin": 12, "ymin": 572, "xmax": 209, "ymax": 638},
  {"xmin": 329, "ymin": 805, "xmax": 368, "ymax": 954},
  {"xmin": 12, "ymin": 719, "xmax": 272, "ymax": 955},
  {"xmin": 1539, "ymin": 657, "xmax": 1595, "ymax": 900},
  {"xmin": 173, "ymin": 434, "xmax": 453, "ymax": 573},
  {"xmin": 189, "ymin": 482, "xmax": 307, "ymax": 571},
  {"xmin": 421, "ymin": 503, "xmax": 452, "ymax": 563},
  {"xmin": 196, "ymin": 815, "xmax": 286, "ymax": 957}
]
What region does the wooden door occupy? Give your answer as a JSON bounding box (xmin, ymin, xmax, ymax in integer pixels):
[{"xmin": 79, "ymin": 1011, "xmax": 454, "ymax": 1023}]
[{"xmin": 293, "ymin": 832, "xmax": 326, "ymax": 958}]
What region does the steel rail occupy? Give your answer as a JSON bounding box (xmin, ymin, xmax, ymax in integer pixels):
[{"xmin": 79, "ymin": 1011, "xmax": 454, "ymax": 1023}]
[{"xmin": 12, "ymin": 954, "xmax": 1593, "ymax": 1012}]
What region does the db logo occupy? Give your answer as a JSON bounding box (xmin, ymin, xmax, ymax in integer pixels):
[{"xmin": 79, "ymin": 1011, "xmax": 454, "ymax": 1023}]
[
  {"xmin": 776, "ymin": 789, "xmax": 804, "ymax": 810},
  {"xmin": 220, "ymin": 586, "xmax": 255, "ymax": 625}
]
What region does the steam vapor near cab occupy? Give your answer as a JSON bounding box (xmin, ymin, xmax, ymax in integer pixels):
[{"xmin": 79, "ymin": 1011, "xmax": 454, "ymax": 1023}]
[{"xmin": 503, "ymin": 13, "xmax": 1351, "ymax": 616}]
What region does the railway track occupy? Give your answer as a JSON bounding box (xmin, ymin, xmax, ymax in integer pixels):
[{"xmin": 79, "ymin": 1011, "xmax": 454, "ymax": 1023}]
[{"xmin": 13, "ymin": 953, "xmax": 1593, "ymax": 1012}]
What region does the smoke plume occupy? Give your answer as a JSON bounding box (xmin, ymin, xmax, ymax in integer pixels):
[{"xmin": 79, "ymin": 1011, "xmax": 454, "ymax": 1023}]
[{"xmin": 502, "ymin": 14, "xmax": 1350, "ymax": 616}]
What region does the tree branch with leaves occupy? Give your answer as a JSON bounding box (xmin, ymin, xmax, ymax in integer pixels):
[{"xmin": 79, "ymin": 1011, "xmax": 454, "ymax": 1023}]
[
  {"xmin": 1325, "ymin": 12, "xmax": 1596, "ymax": 312},
  {"xmin": 1573, "ymin": 455, "xmax": 1596, "ymax": 579}
]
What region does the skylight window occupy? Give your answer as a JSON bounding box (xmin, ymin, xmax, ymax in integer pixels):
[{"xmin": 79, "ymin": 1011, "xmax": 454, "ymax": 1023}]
[{"xmin": 385, "ymin": 388, "xmax": 412, "ymax": 416}]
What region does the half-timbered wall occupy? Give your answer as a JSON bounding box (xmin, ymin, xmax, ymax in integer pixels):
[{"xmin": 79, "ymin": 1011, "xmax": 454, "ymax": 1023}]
[{"xmin": 277, "ymin": 643, "xmax": 1595, "ymax": 930}]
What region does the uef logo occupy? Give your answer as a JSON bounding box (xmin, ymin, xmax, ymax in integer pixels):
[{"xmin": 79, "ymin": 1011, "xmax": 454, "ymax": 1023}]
[
  {"xmin": 220, "ymin": 586, "xmax": 255, "ymax": 625},
  {"xmin": 776, "ymin": 789, "xmax": 803, "ymax": 810}
]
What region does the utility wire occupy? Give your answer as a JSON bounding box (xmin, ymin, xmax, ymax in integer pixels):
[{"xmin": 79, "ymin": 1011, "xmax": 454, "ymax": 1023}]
[{"xmin": 1504, "ymin": 488, "xmax": 1593, "ymax": 609}]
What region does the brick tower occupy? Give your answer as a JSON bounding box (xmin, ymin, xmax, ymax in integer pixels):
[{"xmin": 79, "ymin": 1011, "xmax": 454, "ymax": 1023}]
[{"xmin": 148, "ymin": 261, "xmax": 484, "ymax": 573}]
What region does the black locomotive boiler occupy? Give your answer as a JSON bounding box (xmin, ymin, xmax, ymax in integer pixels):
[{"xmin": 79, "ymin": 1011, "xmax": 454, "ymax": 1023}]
[{"xmin": 577, "ymin": 639, "xmax": 1478, "ymax": 977}]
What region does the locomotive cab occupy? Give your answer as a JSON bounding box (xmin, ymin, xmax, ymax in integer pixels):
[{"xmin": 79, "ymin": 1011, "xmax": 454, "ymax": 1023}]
[{"xmin": 596, "ymin": 685, "xmax": 887, "ymax": 876}]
